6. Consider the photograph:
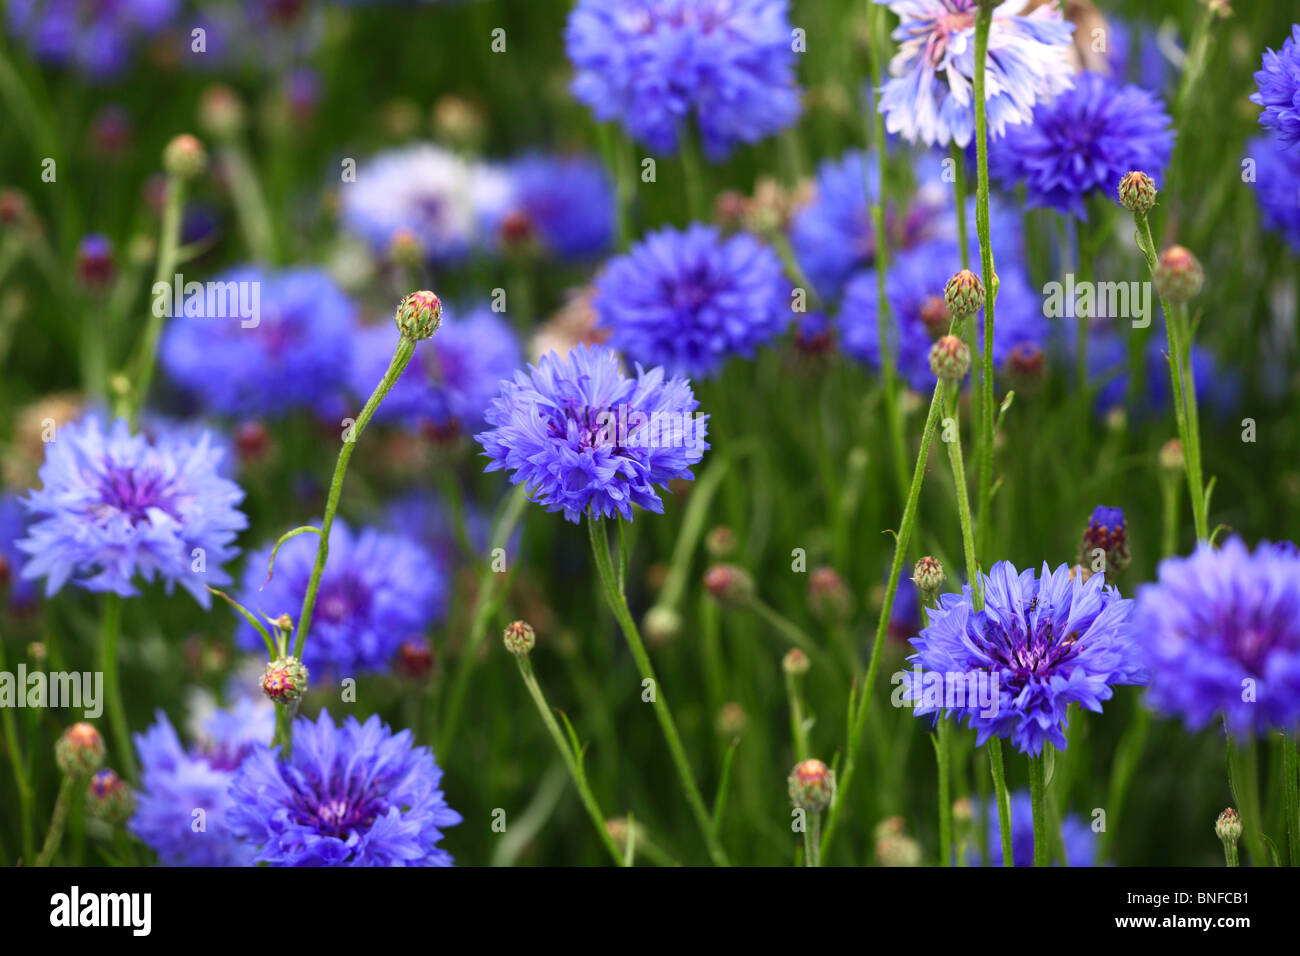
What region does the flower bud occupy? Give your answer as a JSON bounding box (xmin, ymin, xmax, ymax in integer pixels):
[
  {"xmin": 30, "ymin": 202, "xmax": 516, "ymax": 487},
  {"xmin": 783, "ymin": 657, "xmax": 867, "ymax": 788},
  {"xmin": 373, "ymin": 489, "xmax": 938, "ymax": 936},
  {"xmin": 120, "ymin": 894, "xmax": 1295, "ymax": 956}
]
[
  {"xmin": 261, "ymin": 656, "xmax": 309, "ymax": 703},
  {"xmin": 782, "ymin": 647, "xmax": 810, "ymax": 677},
  {"xmin": 1006, "ymin": 341, "xmax": 1045, "ymax": 391},
  {"xmin": 605, "ymin": 816, "xmax": 646, "ymax": 850},
  {"xmin": 788, "ymin": 758, "xmax": 835, "ymax": 812},
  {"xmin": 1158, "ymin": 437, "xmax": 1184, "ymax": 476},
  {"xmin": 0, "ymin": 188, "xmax": 28, "ymax": 226},
  {"xmin": 809, "ymin": 565, "xmax": 851, "ymax": 620},
  {"xmin": 944, "ymin": 270, "xmax": 984, "ymax": 319},
  {"xmin": 89, "ymin": 105, "xmax": 132, "ymax": 158},
  {"xmin": 87, "ymin": 769, "xmax": 135, "ymax": 826},
  {"xmin": 56, "ymin": 723, "xmax": 105, "ymax": 777},
  {"xmin": 432, "ymin": 95, "xmax": 485, "ymax": 150},
  {"xmin": 198, "ymin": 85, "xmax": 245, "ymax": 141},
  {"xmin": 876, "ymin": 833, "xmax": 922, "ymax": 867},
  {"xmin": 234, "ymin": 420, "xmax": 272, "ymax": 462},
  {"xmin": 643, "ymin": 605, "xmax": 682, "ymax": 645},
  {"xmin": 76, "ymin": 234, "xmax": 115, "ymax": 290},
  {"xmin": 1215, "ymin": 807, "xmax": 1242, "ymax": 845},
  {"xmin": 503, "ymin": 619, "xmax": 535, "ymax": 656},
  {"xmin": 911, "ymin": 555, "xmax": 945, "ymax": 594},
  {"xmin": 499, "ymin": 209, "xmax": 536, "ymax": 251},
  {"xmin": 163, "ymin": 134, "xmax": 208, "ymax": 180},
  {"xmin": 388, "ymin": 229, "xmax": 424, "ymax": 271},
  {"xmin": 1154, "ymin": 245, "xmax": 1203, "ymax": 304},
  {"xmin": 397, "ymin": 639, "xmax": 435, "ymax": 680},
  {"xmin": 703, "ymin": 564, "xmax": 755, "ymax": 607},
  {"xmin": 705, "ymin": 525, "xmax": 735, "ymax": 558},
  {"xmin": 930, "ymin": 334, "xmax": 971, "ymax": 382},
  {"xmin": 395, "ymin": 290, "xmax": 443, "ymax": 340},
  {"xmin": 716, "ymin": 702, "xmax": 747, "ymax": 737},
  {"xmin": 1079, "ymin": 505, "xmax": 1129, "ymax": 577},
  {"xmin": 919, "ymin": 295, "xmax": 951, "ymax": 336},
  {"xmin": 952, "ymin": 797, "xmax": 973, "ymax": 826},
  {"xmin": 1117, "ymin": 171, "xmax": 1157, "ymax": 214}
]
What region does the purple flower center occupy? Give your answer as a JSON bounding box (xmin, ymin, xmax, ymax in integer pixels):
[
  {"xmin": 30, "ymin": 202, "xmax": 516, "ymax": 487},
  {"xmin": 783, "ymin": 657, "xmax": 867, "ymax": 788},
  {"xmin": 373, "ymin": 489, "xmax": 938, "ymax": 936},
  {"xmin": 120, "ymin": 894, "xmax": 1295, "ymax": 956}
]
[
  {"xmin": 305, "ymin": 790, "xmax": 381, "ymax": 838},
  {"xmin": 318, "ymin": 574, "xmax": 373, "ymax": 625},
  {"xmin": 981, "ymin": 612, "xmax": 1082, "ymax": 683},
  {"xmin": 96, "ymin": 461, "xmax": 180, "ymax": 524}
]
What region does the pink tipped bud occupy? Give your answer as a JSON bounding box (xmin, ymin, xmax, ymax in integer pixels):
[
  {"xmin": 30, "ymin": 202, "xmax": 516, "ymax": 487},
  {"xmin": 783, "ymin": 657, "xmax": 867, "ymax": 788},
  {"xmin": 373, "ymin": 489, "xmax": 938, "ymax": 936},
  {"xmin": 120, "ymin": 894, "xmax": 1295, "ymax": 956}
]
[
  {"xmin": 716, "ymin": 702, "xmax": 747, "ymax": 737},
  {"xmin": 163, "ymin": 134, "xmax": 208, "ymax": 180},
  {"xmin": 397, "ymin": 639, "xmax": 436, "ymax": 680},
  {"xmin": 503, "ymin": 620, "xmax": 535, "ymax": 656},
  {"xmin": 943, "ymin": 269, "xmax": 984, "ymax": 319},
  {"xmin": 1117, "ymin": 171, "xmax": 1158, "ymax": 214},
  {"xmin": 87, "ymin": 769, "xmax": 136, "ymax": 825},
  {"xmin": 1159, "ymin": 437, "xmax": 1184, "ymax": 475},
  {"xmin": 56, "ymin": 723, "xmax": 105, "ymax": 777},
  {"xmin": 704, "ymin": 564, "xmax": 755, "ymax": 607},
  {"xmin": 705, "ymin": 525, "xmax": 736, "ymax": 558},
  {"xmin": 929, "ymin": 334, "xmax": 971, "ymax": 382},
  {"xmin": 389, "ymin": 229, "xmax": 424, "ymax": 270},
  {"xmin": 76, "ymin": 235, "xmax": 115, "ymax": 290},
  {"xmin": 261, "ymin": 656, "xmax": 309, "ymax": 703},
  {"xmin": 198, "ymin": 85, "xmax": 245, "ymax": 140},
  {"xmin": 911, "ymin": 555, "xmax": 945, "ymax": 594},
  {"xmin": 1006, "ymin": 341, "xmax": 1045, "ymax": 390},
  {"xmin": 809, "ymin": 565, "xmax": 851, "ymax": 620},
  {"xmin": 788, "ymin": 758, "xmax": 835, "ymax": 812},
  {"xmin": 396, "ymin": 290, "xmax": 443, "ymax": 340},
  {"xmin": 919, "ymin": 295, "xmax": 952, "ymax": 336},
  {"xmin": 782, "ymin": 647, "xmax": 810, "ymax": 676},
  {"xmin": 1154, "ymin": 245, "xmax": 1204, "ymax": 304}
]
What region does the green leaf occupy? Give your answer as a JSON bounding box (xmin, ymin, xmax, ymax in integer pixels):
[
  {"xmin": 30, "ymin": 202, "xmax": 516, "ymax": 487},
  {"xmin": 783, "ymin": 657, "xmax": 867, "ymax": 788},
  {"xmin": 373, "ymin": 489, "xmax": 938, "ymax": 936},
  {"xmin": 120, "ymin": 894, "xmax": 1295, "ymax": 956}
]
[
  {"xmin": 262, "ymin": 525, "xmax": 322, "ymax": 589},
  {"xmin": 208, "ymin": 587, "xmax": 277, "ymax": 659}
]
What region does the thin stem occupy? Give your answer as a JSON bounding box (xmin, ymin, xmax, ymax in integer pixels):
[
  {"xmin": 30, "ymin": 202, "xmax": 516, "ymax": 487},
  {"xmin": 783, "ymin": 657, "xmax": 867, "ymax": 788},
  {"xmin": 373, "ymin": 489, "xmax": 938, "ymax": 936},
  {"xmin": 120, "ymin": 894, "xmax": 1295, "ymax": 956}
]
[
  {"xmin": 785, "ymin": 670, "xmax": 809, "ymax": 763},
  {"xmin": 987, "ymin": 737, "xmax": 1015, "ymax": 866},
  {"xmin": 943, "ymin": 380, "xmax": 980, "ymax": 603},
  {"xmin": 35, "ymin": 775, "xmax": 78, "ymax": 867},
  {"xmin": 294, "ymin": 335, "xmax": 417, "ymax": 660},
  {"xmin": 803, "ymin": 812, "xmax": 821, "ymax": 867},
  {"xmin": 1223, "ymin": 837, "xmax": 1239, "ymax": 868},
  {"xmin": 678, "ymin": 126, "xmax": 707, "ymax": 222},
  {"xmin": 972, "ymin": 0, "xmax": 997, "ymax": 567},
  {"xmin": 820, "ymin": 378, "xmax": 946, "ymax": 858},
  {"xmin": 1283, "ymin": 730, "xmax": 1299, "ymax": 866},
  {"xmin": 127, "ymin": 172, "xmax": 186, "ymax": 427},
  {"xmin": 1226, "ymin": 734, "xmax": 1267, "ymax": 865},
  {"xmin": 0, "ymin": 639, "xmax": 36, "ymax": 863},
  {"xmin": 219, "ymin": 141, "xmax": 279, "ymax": 263},
  {"xmin": 747, "ymin": 596, "xmax": 819, "ymax": 657},
  {"xmin": 99, "ymin": 593, "xmax": 136, "ymax": 782},
  {"xmin": 1074, "ymin": 217, "xmax": 1091, "ymax": 397},
  {"xmin": 587, "ymin": 514, "xmax": 730, "ymax": 866},
  {"xmin": 936, "ymin": 720, "xmax": 952, "ymax": 866},
  {"xmin": 1028, "ymin": 752, "xmax": 1049, "ymax": 867},
  {"xmin": 514, "ymin": 655, "xmax": 625, "ymax": 866}
]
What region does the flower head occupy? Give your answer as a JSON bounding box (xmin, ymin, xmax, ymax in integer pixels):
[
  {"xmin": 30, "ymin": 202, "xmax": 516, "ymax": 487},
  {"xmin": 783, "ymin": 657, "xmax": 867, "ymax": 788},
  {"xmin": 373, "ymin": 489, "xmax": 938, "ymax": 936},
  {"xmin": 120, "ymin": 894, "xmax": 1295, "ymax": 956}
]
[
  {"xmin": 235, "ymin": 520, "xmax": 445, "ymax": 678},
  {"xmin": 228, "ymin": 711, "xmax": 462, "ymax": 866},
  {"xmin": 1246, "ymin": 134, "xmax": 1300, "ymax": 250},
  {"xmin": 475, "ymin": 344, "xmax": 709, "ymax": 523},
  {"xmin": 131, "ymin": 698, "xmax": 273, "ymax": 867},
  {"xmin": 161, "ymin": 266, "xmax": 358, "ymax": 419},
  {"xmin": 487, "ymin": 153, "xmax": 615, "ymax": 260},
  {"xmin": 1080, "ymin": 505, "xmax": 1129, "ymax": 576},
  {"xmin": 594, "ymin": 223, "xmax": 791, "ymax": 378},
  {"xmin": 0, "ymin": 494, "xmax": 38, "ymax": 612},
  {"xmin": 1251, "ymin": 25, "xmax": 1300, "ymax": 150},
  {"xmin": 903, "ymin": 560, "xmax": 1146, "ymax": 756},
  {"xmin": 874, "ymin": 0, "xmax": 1075, "ymax": 148},
  {"xmin": 18, "ymin": 416, "xmax": 247, "ymax": 607},
  {"xmin": 565, "ymin": 0, "xmax": 802, "ymax": 159},
  {"xmin": 991, "ymin": 71, "xmax": 1174, "ymax": 218},
  {"xmin": 352, "ymin": 302, "xmax": 521, "ymax": 437},
  {"xmin": 5, "ymin": 0, "xmax": 180, "ymax": 80},
  {"xmin": 964, "ymin": 790, "xmax": 1098, "ymax": 866},
  {"xmin": 1134, "ymin": 538, "xmax": 1300, "ymax": 737}
]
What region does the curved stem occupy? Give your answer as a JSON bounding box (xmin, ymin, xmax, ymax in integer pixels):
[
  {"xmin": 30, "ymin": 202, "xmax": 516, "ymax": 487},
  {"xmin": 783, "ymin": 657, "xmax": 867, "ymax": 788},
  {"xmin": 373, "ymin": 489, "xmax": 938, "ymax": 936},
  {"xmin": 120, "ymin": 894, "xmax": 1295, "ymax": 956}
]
[
  {"xmin": 293, "ymin": 335, "xmax": 417, "ymax": 660},
  {"xmin": 587, "ymin": 514, "xmax": 730, "ymax": 866}
]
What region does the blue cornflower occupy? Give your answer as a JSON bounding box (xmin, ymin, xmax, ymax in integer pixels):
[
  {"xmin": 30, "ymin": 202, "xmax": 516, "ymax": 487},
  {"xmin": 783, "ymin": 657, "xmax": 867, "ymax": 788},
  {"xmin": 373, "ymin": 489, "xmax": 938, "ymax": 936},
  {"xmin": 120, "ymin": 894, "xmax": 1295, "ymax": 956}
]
[
  {"xmin": 351, "ymin": 303, "xmax": 520, "ymax": 437},
  {"xmin": 0, "ymin": 494, "xmax": 38, "ymax": 612},
  {"xmin": 17, "ymin": 416, "xmax": 246, "ymax": 607},
  {"xmin": 902, "ymin": 560, "xmax": 1146, "ymax": 756},
  {"xmin": 228, "ymin": 711, "xmax": 462, "ymax": 866},
  {"xmin": 475, "ymin": 343, "xmax": 709, "ymax": 523},
  {"xmin": 594, "ymin": 223, "xmax": 791, "ymax": 378},
  {"xmin": 131, "ymin": 698, "xmax": 274, "ymax": 867},
  {"xmin": 874, "ymin": 0, "xmax": 1075, "ymax": 148},
  {"xmin": 838, "ymin": 239, "xmax": 1047, "ymax": 392},
  {"xmin": 234, "ymin": 519, "xmax": 444, "ymax": 678},
  {"xmin": 1247, "ymin": 135, "xmax": 1300, "ymax": 251},
  {"xmin": 991, "ymin": 71, "xmax": 1174, "ymax": 218},
  {"xmin": 339, "ymin": 143, "xmax": 508, "ymax": 261},
  {"xmin": 6, "ymin": 0, "xmax": 179, "ymax": 80},
  {"xmin": 565, "ymin": 0, "xmax": 801, "ymax": 159},
  {"xmin": 1251, "ymin": 25, "xmax": 1300, "ymax": 150},
  {"xmin": 1134, "ymin": 538, "xmax": 1300, "ymax": 738},
  {"xmin": 1103, "ymin": 18, "xmax": 1180, "ymax": 96},
  {"xmin": 161, "ymin": 266, "xmax": 358, "ymax": 420},
  {"xmin": 486, "ymin": 153, "xmax": 615, "ymax": 260},
  {"xmin": 964, "ymin": 791, "xmax": 1098, "ymax": 866}
]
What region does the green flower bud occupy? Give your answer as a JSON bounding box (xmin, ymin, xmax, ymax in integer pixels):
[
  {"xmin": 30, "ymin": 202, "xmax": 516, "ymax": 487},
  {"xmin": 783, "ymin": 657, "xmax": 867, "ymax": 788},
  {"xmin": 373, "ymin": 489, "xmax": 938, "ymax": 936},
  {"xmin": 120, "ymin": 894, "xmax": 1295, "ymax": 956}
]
[
  {"xmin": 929, "ymin": 334, "xmax": 971, "ymax": 382},
  {"xmin": 943, "ymin": 269, "xmax": 984, "ymax": 319},
  {"xmin": 1117, "ymin": 171, "xmax": 1158, "ymax": 214},
  {"xmin": 395, "ymin": 290, "xmax": 444, "ymax": 340},
  {"xmin": 261, "ymin": 656, "xmax": 309, "ymax": 703},
  {"xmin": 56, "ymin": 723, "xmax": 105, "ymax": 777},
  {"xmin": 163, "ymin": 134, "xmax": 208, "ymax": 180},
  {"xmin": 504, "ymin": 620, "xmax": 536, "ymax": 656},
  {"xmin": 788, "ymin": 758, "xmax": 835, "ymax": 812},
  {"xmin": 1154, "ymin": 245, "xmax": 1204, "ymax": 304}
]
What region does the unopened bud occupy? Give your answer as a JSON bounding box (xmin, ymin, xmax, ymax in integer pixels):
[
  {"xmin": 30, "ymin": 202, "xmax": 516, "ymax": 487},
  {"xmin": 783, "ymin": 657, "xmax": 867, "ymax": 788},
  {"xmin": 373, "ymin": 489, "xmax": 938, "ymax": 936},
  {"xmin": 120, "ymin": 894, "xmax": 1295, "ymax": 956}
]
[
  {"xmin": 395, "ymin": 290, "xmax": 443, "ymax": 340},
  {"xmin": 1215, "ymin": 807, "xmax": 1242, "ymax": 845},
  {"xmin": 911, "ymin": 556, "xmax": 945, "ymax": 594},
  {"xmin": 920, "ymin": 295, "xmax": 951, "ymax": 336},
  {"xmin": 87, "ymin": 769, "xmax": 135, "ymax": 826},
  {"xmin": 261, "ymin": 656, "xmax": 309, "ymax": 703},
  {"xmin": 877, "ymin": 833, "xmax": 922, "ymax": 867},
  {"xmin": 163, "ymin": 134, "xmax": 208, "ymax": 180},
  {"xmin": 643, "ymin": 605, "xmax": 681, "ymax": 645},
  {"xmin": 809, "ymin": 566, "xmax": 851, "ymax": 620},
  {"xmin": 788, "ymin": 758, "xmax": 835, "ymax": 812},
  {"xmin": 1154, "ymin": 245, "xmax": 1203, "ymax": 304},
  {"xmin": 56, "ymin": 723, "xmax": 105, "ymax": 777},
  {"xmin": 198, "ymin": 85, "xmax": 245, "ymax": 140},
  {"xmin": 397, "ymin": 638, "xmax": 436, "ymax": 680},
  {"xmin": 703, "ymin": 564, "xmax": 755, "ymax": 607},
  {"xmin": 1080, "ymin": 505, "xmax": 1129, "ymax": 576},
  {"xmin": 705, "ymin": 525, "xmax": 735, "ymax": 558},
  {"xmin": 782, "ymin": 647, "xmax": 810, "ymax": 676},
  {"xmin": 1158, "ymin": 437, "xmax": 1184, "ymax": 475},
  {"xmin": 716, "ymin": 702, "xmax": 747, "ymax": 737},
  {"xmin": 930, "ymin": 334, "xmax": 971, "ymax": 382},
  {"xmin": 388, "ymin": 229, "xmax": 424, "ymax": 270},
  {"xmin": 76, "ymin": 234, "xmax": 115, "ymax": 290},
  {"xmin": 503, "ymin": 619, "xmax": 535, "ymax": 656},
  {"xmin": 1117, "ymin": 171, "xmax": 1157, "ymax": 214},
  {"xmin": 944, "ymin": 270, "xmax": 984, "ymax": 319}
]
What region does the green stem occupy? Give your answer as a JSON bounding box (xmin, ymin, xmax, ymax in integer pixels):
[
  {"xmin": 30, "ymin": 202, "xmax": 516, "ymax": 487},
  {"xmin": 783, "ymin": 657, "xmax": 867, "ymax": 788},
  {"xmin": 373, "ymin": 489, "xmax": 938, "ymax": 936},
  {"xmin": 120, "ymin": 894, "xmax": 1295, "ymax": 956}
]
[
  {"xmin": 747, "ymin": 596, "xmax": 819, "ymax": 657},
  {"xmin": 937, "ymin": 720, "xmax": 952, "ymax": 866},
  {"xmin": 678, "ymin": 126, "xmax": 707, "ymax": 222},
  {"xmin": 785, "ymin": 670, "xmax": 809, "ymax": 763},
  {"xmin": 943, "ymin": 379, "xmax": 980, "ymax": 603},
  {"xmin": 219, "ymin": 141, "xmax": 279, "ymax": 263},
  {"xmin": 294, "ymin": 334, "xmax": 417, "ymax": 660},
  {"xmin": 587, "ymin": 514, "xmax": 730, "ymax": 867},
  {"xmin": 1226, "ymin": 734, "xmax": 1266, "ymax": 865},
  {"xmin": 972, "ymin": 0, "xmax": 997, "ymax": 567},
  {"xmin": 1028, "ymin": 752, "xmax": 1049, "ymax": 867},
  {"xmin": 1283, "ymin": 731, "xmax": 1299, "ymax": 866},
  {"xmin": 514, "ymin": 655, "xmax": 625, "ymax": 866},
  {"xmin": 0, "ymin": 639, "xmax": 36, "ymax": 863},
  {"xmin": 820, "ymin": 378, "xmax": 946, "ymax": 858},
  {"xmin": 35, "ymin": 776, "xmax": 78, "ymax": 867},
  {"xmin": 803, "ymin": 812, "xmax": 821, "ymax": 867},
  {"xmin": 1074, "ymin": 217, "xmax": 1091, "ymax": 399},
  {"xmin": 1101, "ymin": 703, "xmax": 1150, "ymax": 861},
  {"xmin": 1223, "ymin": 837, "xmax": 1239, "ymax": 867},
  {"xmin": 988, "ymin": 737, "xmax": 1015, "ymax": 866},
  {"xmin": 100, "ymin": 593, "xmax": 136, "ymax": 782},
  {"xmin": 127, "ymin": 173, "xmax": 186, "ymax": 427}
]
